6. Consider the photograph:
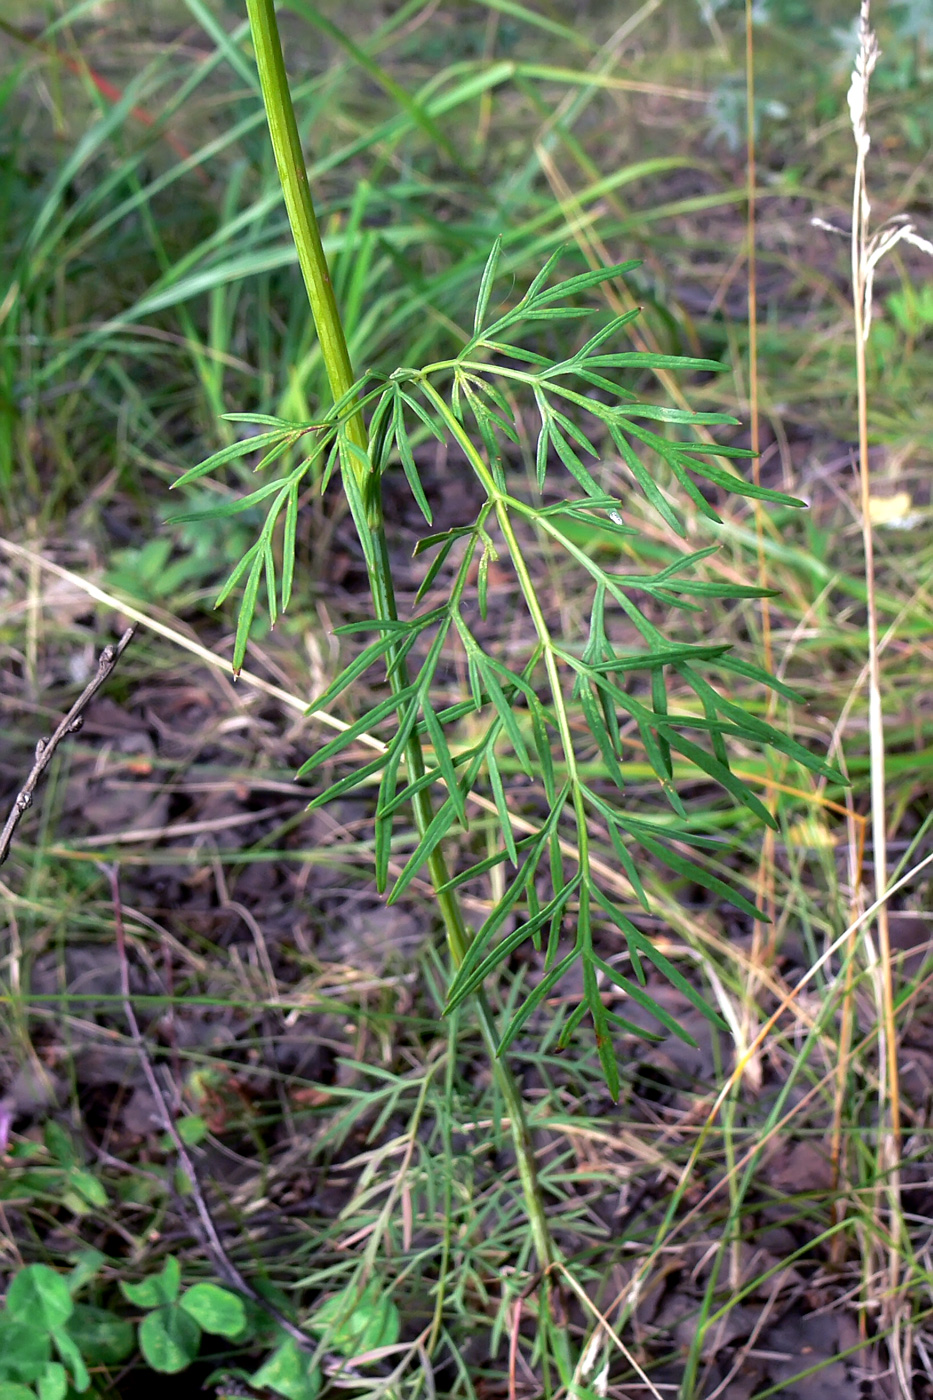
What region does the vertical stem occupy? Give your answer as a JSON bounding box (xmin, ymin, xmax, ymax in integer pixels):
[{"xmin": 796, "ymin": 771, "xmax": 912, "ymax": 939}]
[
  {"xmin": 848, "ymin": 0, "xmax": 901, "ymax": 1305},
  {"xmin": 742, "ymin": 0, "xmax": 776, "ymax": 1103},
  {"xmin": 243, "ymin": 0, "xmax": 557, "ymax": 1293},
  {"xmin": 243, "ymin": 0, "xmax": 361, "ymax": 446},
  {"xmin": 828, "ymin": 788, "xmax": 862, "ymax": 1265},
  {"xmin": 740, "ymin": 20, "xmax": 779, "ymax": 1231},
  {"xmin": 744, "ymin": 3, "xmax": 762, "ymax": 606}
]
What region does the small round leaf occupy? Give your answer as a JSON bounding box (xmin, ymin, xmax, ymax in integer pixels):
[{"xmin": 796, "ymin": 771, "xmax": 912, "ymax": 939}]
[
  {"xmin": 65, "ymin": 1306, "xmax": 134, "ymax": 1366},
  {"xmin": 120, "ymin": 1255, "xmax": 182, "ymax": 1310},
  {"xmin": 139, "ymin": 1306, "xmax": 200, "ymax": 1374},
  {"xmin": 179, "ymin": 1285, "xmax": 246, "ymax": 1339},
  {"xmin": 251, "ymin": 1339, "xmax": 320, "ymax": 1400},
  {"xmin": 7, "ymin": 1267, "xmax": 73, "ymax": 1331},
  {"xmin": 0, "ymin": 1314, "xmax": 51, "ymax": 1382}
]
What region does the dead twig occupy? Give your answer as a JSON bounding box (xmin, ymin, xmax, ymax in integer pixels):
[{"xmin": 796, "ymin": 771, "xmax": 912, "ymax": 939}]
[
  {"xmin": 0, "ymin": 625, "xmax": 137, "ymax": 865},
  {"xmin": 101, "ymin": 860, "xmax": 314, "ymax": 1352}
]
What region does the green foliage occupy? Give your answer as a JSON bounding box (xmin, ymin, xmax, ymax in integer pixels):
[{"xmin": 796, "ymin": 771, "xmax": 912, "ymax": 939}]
[
  {"xmin": 137, "ymin": 1307, "xmax": 201, "ymax": 1375},
  {"xmin": 310, "ymin": 1279, "xmax": 400, "ymax": 1355},
  {"xmin": 119, "ymin": 1254, "xmax": 181, "ymax": 1310},
  {"xmin": 119, "ymin": 1257, "xmax": 253, "ymax": 1375},
  {"xmin": 243, "ymin": 1280, "xmax": 398, "ymax": 1400},
  {"xmin": 705, "ymin": 78, "xmax": 789, "ymax": 150},
  {"xmin": 0, "ymin": 1265, "xmax": 90, "ymax": 1399},
  {"xmin": 250, "ymin": 1340, "xmax": 321, "ymax": 1400},
  {"xmin": 885, "ymin": 282, "xmax": 933, "ymax": 338},
  {"xmin": 893, "ymin": 0, "xmax": 933, "ymax": 43},
  {"xmin": 184, "ymin": 240, "xmax": 838, "ymax": 1097},
  {"xmin": 180, "ymin": 1283, "xmax": 248, "ymax": 1338},
  {"xmin": 63, "ymin": 1309, "xmax": 133, "ymax": 1369},
  {"xmin": 0, "ymin": 1257, "xmax": 316, "ymax": 1399},
  {"xmin": 0, "ymin": 1125, "xmax": 108, "ymax": 1218}
]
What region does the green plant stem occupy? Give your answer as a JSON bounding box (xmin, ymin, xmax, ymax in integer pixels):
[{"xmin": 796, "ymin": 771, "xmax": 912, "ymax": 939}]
[
  {"xmin": 243, "ymin": 0, "xmax": 361, "ymax": 448},
  {"xmin": 243, "ymin": 0, "xmax": 557, "ymax": 1289}
]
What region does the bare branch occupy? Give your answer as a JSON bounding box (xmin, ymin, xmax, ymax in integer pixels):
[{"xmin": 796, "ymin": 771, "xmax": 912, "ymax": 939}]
[{"xmin": 0, "ymin": 625, "xmax": 138, "ymax": 866}]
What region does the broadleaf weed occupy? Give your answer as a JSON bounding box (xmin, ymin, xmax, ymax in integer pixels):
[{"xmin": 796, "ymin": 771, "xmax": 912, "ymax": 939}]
[{"xmin": 0, "ymin": 1254, "xmax": 392, "ymax": 1400}]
